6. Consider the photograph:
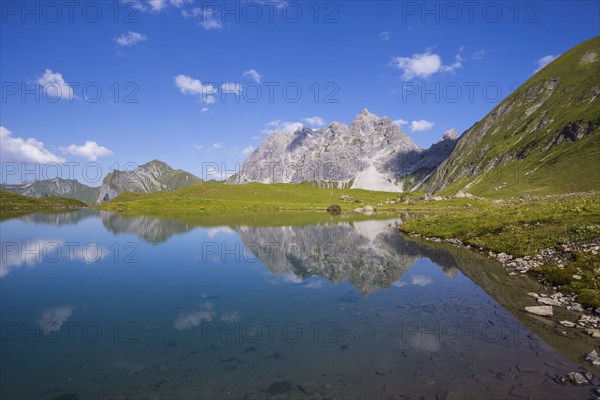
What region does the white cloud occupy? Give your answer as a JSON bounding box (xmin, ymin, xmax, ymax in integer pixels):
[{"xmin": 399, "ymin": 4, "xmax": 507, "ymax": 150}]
[
  {"xmin": 441, "ymin": 51, "xmax": 464, "ymax": 73},
  {"xmin": 392, "ymin": 49, "xmax": 463, "ymax": 79},
  {"xmin": 174, "ymin": 306, "xmax": 215, "ymax": 330},
  {"xmin": 380, "ymin": 31, "xmax": 390, "ymax": 42},
  {"xmin": 304, "ymin": 280, "xmax": 324, "ymax": 289},
  {"xmin": 410, "ymin": 120, "xmax": 435, "ymax": 132},
  {"xmin": 174, "ymin": 74, "xmax": 213, "ymax": 95},
  {"xmin": 182, "ymin": 7, "xmax": 223, "ymax": 30},
  {"xmin": 59, "ymin": 141, "xmax": 113, "ymax": 161},
  {"xmin": 392, "ymin": 280, "xmax": 407, "ymax": 287},
  {"xmin": 207, "ymin": 226, "xmax": 235, "ymax": 238},
  {"xmin": 534, "ymin": 54, "xmax": 559, "ymax": 73},
  {"xmin": 170, "ymin": 0, "xmax": 193, "ymax": 6},
  {"xmin": 0, "ymin": 126, "xmax": 65, "ymax": 164},
  {"xmin": 303, "ymin": 116, "xmax": 326, "ymax": 127},
  {"xmin": 243, "ymin": 69, "xmax": 262, "ymax": 83},
  {"xmin": 36, "ymin": 69, "xmax": 75, "ymax": 101},
  {"xmin": 472, "ymin": 49, "xmax": 486, "ymax": 61},
  {"xmin": 255, "ymin": 0, "xmax": 288, "ymax": 9},
  {"xmin": 251, "ymin": 136, "xmax": 262, "ymax": 140},
  {"xmin": 221, "ymin": 82, "xmax": 242, "ymax": 95},
  {"xmin": 201, "ymin": 107, "xmax": 209, "ymax": 113},
  {"xmin": 393, "ymin": 119, "xmax": 409, "ymax": 127},
  {"xmin": 38, "ymin": 305, "xmax": 76, "ymax": 334},
  {"xmin": 220, "ymin": 311, "xmax": 241, "ymax": 322},
  {"xmin": 392, "ymin": 52, "xmax": 442, "ymax": 80},
  {"xmin": 175, "ymin": 74, "xmax": 216, "ymax": 104},
  {"xmin": 1, "ymin": 239, "xmax": 62, "ymax": 278},
  {"xmin": 115, "ymin": 31, "xmax": 147, "ymax": 46},
  {"xmin": 411, "ymin": 275, "xmax": 433, "ymax": 287},
  {"xmin": 241, "ymin": 145, "xmax": 255, "ymax": 156},
  {"xmin": 148, "ymin": 0, "xmax": 167, "ymax": 12},
  {"xmin": 262, "ymin": 120, "xmax": 304, "ymax": 135},
  {"xmin": 122, "ymin": 0, "xmax": 148, "ymax": 11},
  {"xmin": 194, "ymin": 142, "xmax": 224, "ymax": 152}
]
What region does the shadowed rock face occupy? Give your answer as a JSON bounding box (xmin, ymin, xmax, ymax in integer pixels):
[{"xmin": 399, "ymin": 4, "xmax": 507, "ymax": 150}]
[
  {"xmin": 236, "ymin": 219, "xmax": 427, "ymax": 295},
  {"xmin": 233, "ymin": 110, "xmax": 457, "ymax": 192}
]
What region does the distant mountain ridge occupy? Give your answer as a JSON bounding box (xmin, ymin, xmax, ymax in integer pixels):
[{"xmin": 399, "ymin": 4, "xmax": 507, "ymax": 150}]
[
  {"xmin": 1, "ymin": 160, "xmax": 202, "ymax": 205},
  {"xmin": 96, "ymin": 160, "xmax": 203, "ymax": 204},
  {"xmin": 233, "ymin": 109, "xmax": 458, "ymax": 192},
  {"xmin": 0, "ymin": 178, "xmax": 100, "ymax": 205}
]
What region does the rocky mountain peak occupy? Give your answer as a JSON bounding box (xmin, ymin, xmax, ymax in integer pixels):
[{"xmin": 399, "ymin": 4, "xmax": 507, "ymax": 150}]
[
  {"xmin": 143, "ymin": 159, "xmax": 170, "ymax": 169},
  {"xmin": 353, "ymin": 108, "xmax": 380, "ymax": 124},
  {"xmin": 441, "ymin": 128, "xmax": 459, "ymax": 141},
  {"xmin": 96, "ymin": 160, "xmax": 202, "ymax": 204},
  {"xmin": 234, "ymin": 109, "xmax": 456, "ymax": 192}
]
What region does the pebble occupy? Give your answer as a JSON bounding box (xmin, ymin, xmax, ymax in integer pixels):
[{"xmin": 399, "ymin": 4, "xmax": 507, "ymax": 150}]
[{"xmin": 559, "ymin": 321, "xmax": 576, "ymax": 328}]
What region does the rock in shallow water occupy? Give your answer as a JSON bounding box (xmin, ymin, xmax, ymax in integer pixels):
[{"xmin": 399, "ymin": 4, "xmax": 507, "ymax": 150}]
[
  {"xmin": 267, "ymin": 381, "xmax": 293, "ymax": 395},
  {"xmin": 568, "ymin": 372, "xmax": 589, "ymax": 386}
]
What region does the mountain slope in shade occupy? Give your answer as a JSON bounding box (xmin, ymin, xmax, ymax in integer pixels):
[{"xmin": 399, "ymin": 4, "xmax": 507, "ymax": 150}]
[
  {"xmin": 96, "ymin": 160, "xmax": 203, "ymax": 204},
  {"xmin": 424, "ymin": 36, "xmax": 600, "ymax": 196},
  {"xmin": 233, "ymin": 109, "xmax": 458, "ymax": 192},
  {"xmin": 1, "ymin": 178, "xmax": 100, "ymax": 205}
]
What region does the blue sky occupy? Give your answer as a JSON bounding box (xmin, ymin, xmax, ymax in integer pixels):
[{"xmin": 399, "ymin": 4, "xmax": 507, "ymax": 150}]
[{"xmin": 1, "ymin": 0, "xmax": 598, "ymax": 183}]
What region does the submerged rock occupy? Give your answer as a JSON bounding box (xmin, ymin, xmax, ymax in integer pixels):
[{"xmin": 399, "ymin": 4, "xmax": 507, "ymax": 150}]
[
  {"xmin": 267, "ymin": 381, "xmax": 293, "ymax": 395},
  {"xmin": 568, "ymin": 372, "xmax": 589, "ymax": 386}
]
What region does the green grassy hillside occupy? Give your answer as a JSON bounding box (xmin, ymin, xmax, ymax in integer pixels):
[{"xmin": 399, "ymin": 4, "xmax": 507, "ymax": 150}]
[
  {"xmin": 0, "ymin": 190, "xmax": 87, "ymax": 220},
  {"xmin": 425, "ymin": 36, "xmax": 600, "ymax": 197},
  {"xmin": 98, "ymin": 182, "xmax": 418, "ymax": 213}
]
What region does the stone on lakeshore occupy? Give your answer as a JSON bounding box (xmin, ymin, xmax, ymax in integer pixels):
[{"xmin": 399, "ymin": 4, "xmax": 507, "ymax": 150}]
[{"xmin": 525, "ymin": 306, "xmax": 553, "ymax": 317}]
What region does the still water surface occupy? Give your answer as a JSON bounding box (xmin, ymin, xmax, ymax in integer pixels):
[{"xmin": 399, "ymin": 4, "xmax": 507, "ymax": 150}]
[{"xmin": 0, "ymin": 211, "xmax": 588, "ymax": 399}]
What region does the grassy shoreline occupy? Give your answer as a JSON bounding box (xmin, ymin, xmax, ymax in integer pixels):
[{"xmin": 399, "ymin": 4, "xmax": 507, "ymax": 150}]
[
  {"xmin": 399, "ymin": 192, "xmax": 600, "ymax": 308},
  {"xmin": 0, "ymin": 190, "xmax": 87, "ymax": 220}
]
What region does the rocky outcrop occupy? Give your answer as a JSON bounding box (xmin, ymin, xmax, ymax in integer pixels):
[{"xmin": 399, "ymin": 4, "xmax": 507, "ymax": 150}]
[
  {"xmin": 96, "ymin": 160, "xmax": 202, "ymax": 204},
  {"xmin": 233, "ymin": 109, "xmax": 457, "ymax": 192}
]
